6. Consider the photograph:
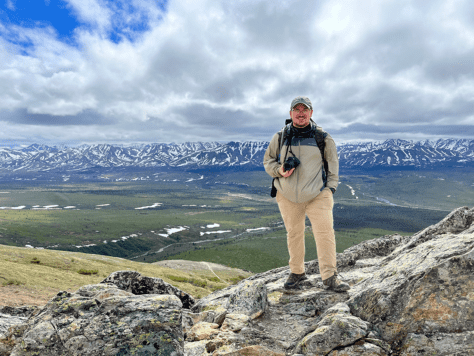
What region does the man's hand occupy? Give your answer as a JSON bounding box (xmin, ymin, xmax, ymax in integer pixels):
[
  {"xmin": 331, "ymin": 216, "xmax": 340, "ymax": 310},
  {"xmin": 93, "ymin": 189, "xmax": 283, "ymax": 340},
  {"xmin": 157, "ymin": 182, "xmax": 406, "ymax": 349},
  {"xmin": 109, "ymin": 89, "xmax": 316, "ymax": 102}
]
[{"xmin": 279, "ymin": 166, "xmax": 295, "ymax": 178}]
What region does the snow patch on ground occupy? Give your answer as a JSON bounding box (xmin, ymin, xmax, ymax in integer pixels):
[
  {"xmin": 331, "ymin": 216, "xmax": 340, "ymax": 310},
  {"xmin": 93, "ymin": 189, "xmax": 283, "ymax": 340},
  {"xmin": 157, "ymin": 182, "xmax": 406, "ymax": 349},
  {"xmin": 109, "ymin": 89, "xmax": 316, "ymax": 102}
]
[
  {"xmin": 135, "ymin": 203, "xmax": 163, "ymax": 210},
  {"xmin": 76, "ymin": 244, "xmax": 97, "ymax": 248},
  {"xmin": 159, "ymin": 226, "xmax": 188, "ymax": 237},
  {"xmin": 346, "ymin": 185, "xmax": 359, "ymax": 199},
  {"xmin": 376, "ymin": 197, "xmax": 397, "ymax": 206},
  {"xmin": 186, "ymin": 175, "xmax": 204, "ymax": 182},
  {"xmin": 246, "ymin": 227, "xmax": 270, "ymax": 232},
  {"xmin": 200, "ymin": 230, "xmax": 231, "ymax": 236}
]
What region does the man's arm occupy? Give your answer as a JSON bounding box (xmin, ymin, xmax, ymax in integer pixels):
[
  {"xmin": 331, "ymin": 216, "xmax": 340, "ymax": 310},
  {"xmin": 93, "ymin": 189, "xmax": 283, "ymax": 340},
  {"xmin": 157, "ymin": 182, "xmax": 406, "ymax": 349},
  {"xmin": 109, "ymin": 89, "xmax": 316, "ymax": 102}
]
[
  {"xmin": 263, "ymin": 133, "xmax": 284, "ymax": 178},
  {"xmin": 324, "ymin": 135, "xmax": 339, "ymax": 192}
]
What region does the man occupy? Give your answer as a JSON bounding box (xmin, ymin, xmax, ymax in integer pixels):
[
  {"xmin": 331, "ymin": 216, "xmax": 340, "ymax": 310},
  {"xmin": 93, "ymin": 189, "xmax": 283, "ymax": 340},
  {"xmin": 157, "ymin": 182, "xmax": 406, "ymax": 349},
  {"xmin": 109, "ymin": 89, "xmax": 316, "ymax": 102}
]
[{"xmin": 263, "ymin": 96, "xmax": 349, "ymax": 292}]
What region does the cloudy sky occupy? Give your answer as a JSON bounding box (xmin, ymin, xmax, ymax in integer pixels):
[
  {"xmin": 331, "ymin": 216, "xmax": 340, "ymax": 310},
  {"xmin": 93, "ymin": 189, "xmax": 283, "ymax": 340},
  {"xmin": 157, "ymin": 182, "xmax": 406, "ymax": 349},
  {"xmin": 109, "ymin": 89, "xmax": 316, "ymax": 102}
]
[{"xmin": 1, "ymin": 0, "xmax": 473, "ymax": 146}]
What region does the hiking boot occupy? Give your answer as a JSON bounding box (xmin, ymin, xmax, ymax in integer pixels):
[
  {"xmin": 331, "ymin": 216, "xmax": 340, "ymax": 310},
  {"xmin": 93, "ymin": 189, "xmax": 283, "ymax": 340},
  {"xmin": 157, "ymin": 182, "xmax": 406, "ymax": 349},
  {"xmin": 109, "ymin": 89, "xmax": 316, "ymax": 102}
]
[
  {"xmin": 323, "ymin": 274, "xmax": 350, "ymax": 292},
  {"xmin": 284, "ymin": 272, "xmax": 307, "ymax": 289}
]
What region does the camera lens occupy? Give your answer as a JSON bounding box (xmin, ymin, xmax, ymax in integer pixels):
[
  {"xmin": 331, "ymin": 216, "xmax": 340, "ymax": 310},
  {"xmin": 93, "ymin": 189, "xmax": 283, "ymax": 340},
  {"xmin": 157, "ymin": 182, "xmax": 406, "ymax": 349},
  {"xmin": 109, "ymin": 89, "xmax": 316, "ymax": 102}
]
[{"xmin": 284, "ymin": 156, "xmax": 300, "ymax": 171}]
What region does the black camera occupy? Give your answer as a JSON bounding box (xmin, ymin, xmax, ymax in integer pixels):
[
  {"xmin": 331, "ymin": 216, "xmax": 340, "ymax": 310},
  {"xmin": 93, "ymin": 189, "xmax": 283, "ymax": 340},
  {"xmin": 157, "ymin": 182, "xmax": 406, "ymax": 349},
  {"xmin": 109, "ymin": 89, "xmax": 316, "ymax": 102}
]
[{"xmin": 283, "ymin": 156, "xmax": 301, "ymax": 171}]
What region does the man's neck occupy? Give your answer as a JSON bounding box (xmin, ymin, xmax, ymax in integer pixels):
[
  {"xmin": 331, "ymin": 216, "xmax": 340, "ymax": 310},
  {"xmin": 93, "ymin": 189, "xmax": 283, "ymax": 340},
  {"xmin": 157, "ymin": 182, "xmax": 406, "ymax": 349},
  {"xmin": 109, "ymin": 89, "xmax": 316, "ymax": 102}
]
[{"xmin": 292, "ymin": 122, "xmax": 311, "ymax": 130}]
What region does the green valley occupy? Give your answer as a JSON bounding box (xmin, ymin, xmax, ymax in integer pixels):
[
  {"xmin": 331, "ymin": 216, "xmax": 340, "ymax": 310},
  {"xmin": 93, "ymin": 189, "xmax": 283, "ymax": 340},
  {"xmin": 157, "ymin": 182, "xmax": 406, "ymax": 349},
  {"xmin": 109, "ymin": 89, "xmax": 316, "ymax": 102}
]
[{"xmin": 0, "ymin": 169, "xmax": 465, "ymax": 274}]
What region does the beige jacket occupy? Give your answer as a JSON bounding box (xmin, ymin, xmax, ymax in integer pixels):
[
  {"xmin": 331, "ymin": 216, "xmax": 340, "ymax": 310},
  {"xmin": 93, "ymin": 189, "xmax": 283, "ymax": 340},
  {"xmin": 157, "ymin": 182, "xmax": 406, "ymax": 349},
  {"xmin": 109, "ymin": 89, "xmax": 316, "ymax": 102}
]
[{"xmin": 263, "ymin": 124, "xmax": 339, "ymax": 203}]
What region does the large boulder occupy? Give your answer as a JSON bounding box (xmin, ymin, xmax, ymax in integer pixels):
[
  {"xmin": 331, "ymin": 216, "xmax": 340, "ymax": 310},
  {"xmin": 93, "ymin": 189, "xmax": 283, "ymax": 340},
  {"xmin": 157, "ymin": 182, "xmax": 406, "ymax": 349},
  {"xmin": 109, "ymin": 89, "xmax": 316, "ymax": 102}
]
[
  {"xmin": 348, "ymin": 207, "xmax": 474, "ymax": 351},
  {"xmin": 101, "ymin": 270, "xmax": 195, "ymax": 309},
  {"xmin": 0, "ymin": 307, "xmax": 38, "ymax": 338},
  {"xmin": 225, "ymin": 280, "xmax": 267, "ymax": 319},
  {"xmin": 5, "ymin": 283, "xmax": 185, "ymax": 356},
  {"xmin": 183, "ymin": 207, "xmax": 474, "ymax": 355},
  {"xmin": 295, "ymin": 303, "xmax": 370, "ymax": 355}
]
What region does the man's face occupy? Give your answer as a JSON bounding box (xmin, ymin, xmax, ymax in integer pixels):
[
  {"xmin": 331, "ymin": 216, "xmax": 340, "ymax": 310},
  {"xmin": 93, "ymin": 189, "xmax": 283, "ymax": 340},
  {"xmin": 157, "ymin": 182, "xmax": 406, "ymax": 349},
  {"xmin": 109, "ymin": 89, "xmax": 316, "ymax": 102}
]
[{"xmin": 290, "ymin": 103, "xmax": 313, "ymax": 128}]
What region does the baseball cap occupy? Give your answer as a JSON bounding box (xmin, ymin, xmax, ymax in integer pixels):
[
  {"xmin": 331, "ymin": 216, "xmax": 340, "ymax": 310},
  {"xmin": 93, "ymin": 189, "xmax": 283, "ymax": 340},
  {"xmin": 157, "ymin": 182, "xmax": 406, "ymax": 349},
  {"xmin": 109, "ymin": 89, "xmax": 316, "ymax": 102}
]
[{"xmin": 290, "ymin": 96, "xmax": 312, "ymax": 110}]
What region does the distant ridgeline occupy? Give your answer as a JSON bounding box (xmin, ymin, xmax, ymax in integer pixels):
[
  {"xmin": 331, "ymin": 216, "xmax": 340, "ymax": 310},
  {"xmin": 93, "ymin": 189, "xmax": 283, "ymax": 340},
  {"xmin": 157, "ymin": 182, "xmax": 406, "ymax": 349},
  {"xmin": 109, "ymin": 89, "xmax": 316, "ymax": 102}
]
[{"xmin": 0, "ymin": 139, "xmax": 473, "ymax": 173}]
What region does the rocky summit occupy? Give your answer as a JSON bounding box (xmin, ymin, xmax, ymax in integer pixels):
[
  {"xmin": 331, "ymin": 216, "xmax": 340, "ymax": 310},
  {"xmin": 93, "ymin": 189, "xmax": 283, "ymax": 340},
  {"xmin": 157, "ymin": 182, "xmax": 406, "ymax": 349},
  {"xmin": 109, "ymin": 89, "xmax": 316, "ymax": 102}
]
[{"xmin": 1, "ymin": 207, "xmax": 474, "ymax": 355}]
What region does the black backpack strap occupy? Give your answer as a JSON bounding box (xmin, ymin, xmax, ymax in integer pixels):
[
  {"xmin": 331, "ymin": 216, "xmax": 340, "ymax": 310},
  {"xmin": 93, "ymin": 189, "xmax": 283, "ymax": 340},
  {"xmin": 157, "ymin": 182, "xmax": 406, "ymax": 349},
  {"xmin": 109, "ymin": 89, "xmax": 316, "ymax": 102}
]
[
  {"xmin": 314, "ymin": 130, "xmax": 328, "ymax": 169},
  {"xmin": 312, "ymin": 124, "xmax": 329, "ymax": 184},
  {"xmin": 271, "ymin": 124, "xmax": 291, "ymax": 198},
  {"xmin": 276, "ymin": 124, "xmax": 292, "ymax": 163}
]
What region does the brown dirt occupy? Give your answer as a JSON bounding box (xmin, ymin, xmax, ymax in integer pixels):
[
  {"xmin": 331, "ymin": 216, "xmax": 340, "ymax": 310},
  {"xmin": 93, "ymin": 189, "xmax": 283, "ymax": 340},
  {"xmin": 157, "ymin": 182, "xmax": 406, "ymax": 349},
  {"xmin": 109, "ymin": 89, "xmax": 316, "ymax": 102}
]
[{"xmin": 0, "ymin": 285, "xmax": 61, "ymax": 307}]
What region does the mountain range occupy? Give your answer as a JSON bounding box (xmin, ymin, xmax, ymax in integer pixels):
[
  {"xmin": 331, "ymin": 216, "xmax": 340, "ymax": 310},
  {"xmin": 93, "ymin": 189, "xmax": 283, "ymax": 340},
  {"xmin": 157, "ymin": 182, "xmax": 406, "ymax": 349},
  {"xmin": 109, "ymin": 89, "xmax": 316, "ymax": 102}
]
[{"xmin": 0, "ymin": 138, "xmax": 473, "ymax": 173}]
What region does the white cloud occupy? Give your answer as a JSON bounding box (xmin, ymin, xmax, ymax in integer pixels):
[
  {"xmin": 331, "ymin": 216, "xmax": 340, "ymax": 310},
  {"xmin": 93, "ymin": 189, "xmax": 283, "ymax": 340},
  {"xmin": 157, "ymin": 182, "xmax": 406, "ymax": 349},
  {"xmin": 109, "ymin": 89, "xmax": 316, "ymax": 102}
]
[
  {"xmin": 6, "ymin": 0, "xmax": 15, "ymax": 11},
  {"xmin": 0, "ymin": 0, "xmax": 474, "ymax": 145},
  {"xmin": 65, "ymin": 0, "xmax": 112, "ymax": 34}
]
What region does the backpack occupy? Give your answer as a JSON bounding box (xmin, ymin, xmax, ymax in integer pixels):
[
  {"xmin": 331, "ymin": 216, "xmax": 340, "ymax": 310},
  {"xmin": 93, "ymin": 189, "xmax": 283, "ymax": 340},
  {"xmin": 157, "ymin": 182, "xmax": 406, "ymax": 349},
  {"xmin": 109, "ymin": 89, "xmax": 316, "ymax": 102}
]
[{"xmin": 270, "ymin": 119, "xmax": 328, "ymax": 198}]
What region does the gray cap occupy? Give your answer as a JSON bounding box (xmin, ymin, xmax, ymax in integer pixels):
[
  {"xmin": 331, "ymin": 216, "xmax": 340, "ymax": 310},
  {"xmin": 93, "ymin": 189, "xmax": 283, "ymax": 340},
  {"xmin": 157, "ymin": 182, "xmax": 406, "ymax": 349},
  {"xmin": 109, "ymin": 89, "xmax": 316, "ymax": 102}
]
[{"xmin": 291, "ymin": 96, "xmax": 312, "ymax": 110}]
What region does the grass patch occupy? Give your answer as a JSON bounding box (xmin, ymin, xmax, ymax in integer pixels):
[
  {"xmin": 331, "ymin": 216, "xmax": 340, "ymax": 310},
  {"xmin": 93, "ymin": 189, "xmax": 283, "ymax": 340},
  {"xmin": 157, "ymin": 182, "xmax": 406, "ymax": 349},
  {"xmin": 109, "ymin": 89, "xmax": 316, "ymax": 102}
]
[
  {"xmin": 166, "ymin": 274, "xmax": 229, "ymax": 290},
  {"xmin": 229, "ymin": 275, "xmax": 247, "ymax": 284},
  {"xmin": 167, "ymin": 245, "xmax": 288, "ymax": 274},
  {"xmin": 2, "ymin": 279, "xmax": 23, "ymax": 286},
  {"xmin": 77, "ymin": 269, "xmax": 99, "ymax": 275},
  {"xmin": 166, "ymin": 275, "xmax": 189, "ymax": 283},
  {"xmin": 0, "ymin": 244, "xmax": 252, "ymax": 301},
  {"xmin": 165, "ymin": 227, "xmax": 413, "ymax": 273}
]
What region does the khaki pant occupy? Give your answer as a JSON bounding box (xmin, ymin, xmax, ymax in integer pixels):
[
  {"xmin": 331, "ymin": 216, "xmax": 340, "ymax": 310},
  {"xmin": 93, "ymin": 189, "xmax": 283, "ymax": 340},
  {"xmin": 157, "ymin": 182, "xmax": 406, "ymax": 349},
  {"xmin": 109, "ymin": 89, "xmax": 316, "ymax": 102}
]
[{"xmin": 276, "ymin": 189, "xmax": 337, "ymax": 280}]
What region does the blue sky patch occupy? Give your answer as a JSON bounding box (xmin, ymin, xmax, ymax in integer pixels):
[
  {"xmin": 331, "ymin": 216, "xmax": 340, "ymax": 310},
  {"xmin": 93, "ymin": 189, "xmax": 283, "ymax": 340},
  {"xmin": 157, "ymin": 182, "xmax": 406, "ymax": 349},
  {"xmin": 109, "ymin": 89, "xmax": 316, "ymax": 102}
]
[
  {"xmin": 1, "ymin": 0, "xmax": 79, "ymax": 40},
  {"xmin": 1, "ymin": 0, "xmax": 168, "ymax": 46}
]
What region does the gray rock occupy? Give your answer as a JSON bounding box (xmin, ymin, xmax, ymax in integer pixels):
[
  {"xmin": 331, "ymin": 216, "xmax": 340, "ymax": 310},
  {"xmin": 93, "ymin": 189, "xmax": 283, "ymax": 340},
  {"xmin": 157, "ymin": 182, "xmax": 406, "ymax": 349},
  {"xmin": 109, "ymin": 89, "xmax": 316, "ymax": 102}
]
[
  {"xmin": 221, "ymin": 314, "xmax": 249, "ymax": 332},
  {"xmin": 0, "ymin": 315, "xmax": 27, "ymax": 340},
  {"xmin": 191, "ymin": 286, "xmax": 235, "ymax": 314},
  {"xmin": 279, "ymin": 288, "xmax": 350, "ymax": 318},
  {"xmin": 101, "ymin": 270, "xmax": 195, "ymax": 309},
  {"xmin": 182, "ymin": 310, "xmax": 200, "ymax": 335},
  {"xmin": 364, "ymin": 337, "xmax": 391, "ymax": 353},
  {"xmin": 225, "ymin": 280, "xmax": 267, "ymax": 319},
  {"xmin": 187, "ymin": 322, "xmax": 219, "ymax": 341},
  {"xmin": 391, "ymin": 206, "xmax": 474, "ymax": 257},
  {"xmin": 348, "ymin": 208, "xmax": 474, "ymax": 344},
  {"xmin": 184, "ymin": 340, "xmax": 208, "ymax": 356},
  {"xmin": 0, "ymin": 306, "xmax": 39, "ymax": 338},
  {"xmin": 294, "ymin": 303, "xmax": 370, "ymax": 355},
  {"xmin": 399, "ymin": 332, "xmax": 474, "ymax": 356},
  {"xmin": 213, "ymin": 345, "xmax": 285, "ymax": 355},
  {"xmin": 327, "ymin": 342, "xmax": 387, "ymax": 355},
  {"xmin": 0, "ymin": 307, "xmax": 38, "ymax": 318},
  {"xmin": 8, "ymin": 283, "xmax": 185, "ymax": 356}
]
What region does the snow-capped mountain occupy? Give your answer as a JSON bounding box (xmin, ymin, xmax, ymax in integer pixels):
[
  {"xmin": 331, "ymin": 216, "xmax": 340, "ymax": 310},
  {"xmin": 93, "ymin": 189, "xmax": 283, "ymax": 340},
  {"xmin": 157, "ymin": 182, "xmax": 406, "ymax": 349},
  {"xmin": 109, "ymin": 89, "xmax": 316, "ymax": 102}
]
[
  {"xmin": 338, "ymin": 139, "xmax": 474, "ymax": 169},
  {"xmin": 0, "ymin": 139, "xmax": 473, "ymax": 173}
]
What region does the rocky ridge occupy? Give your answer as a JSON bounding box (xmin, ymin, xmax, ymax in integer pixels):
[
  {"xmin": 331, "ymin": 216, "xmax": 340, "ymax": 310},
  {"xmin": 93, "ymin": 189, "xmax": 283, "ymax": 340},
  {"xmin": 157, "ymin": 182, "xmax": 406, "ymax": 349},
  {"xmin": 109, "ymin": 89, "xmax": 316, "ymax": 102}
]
[{"xmin": 0, "ymin": 206, "xmax": 473, "ymax": 355}]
